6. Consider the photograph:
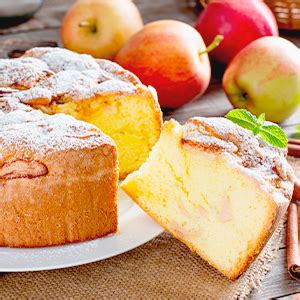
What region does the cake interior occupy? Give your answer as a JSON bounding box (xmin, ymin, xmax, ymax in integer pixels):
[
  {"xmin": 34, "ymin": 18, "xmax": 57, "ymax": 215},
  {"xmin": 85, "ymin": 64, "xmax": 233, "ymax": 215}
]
[
  {"xmin": 122, "ymin": 120, "xmax": 278, "ymax": 280},
  {"xmin": 37, "ymin": 92, "xmax": 160, "ymax": 178}
]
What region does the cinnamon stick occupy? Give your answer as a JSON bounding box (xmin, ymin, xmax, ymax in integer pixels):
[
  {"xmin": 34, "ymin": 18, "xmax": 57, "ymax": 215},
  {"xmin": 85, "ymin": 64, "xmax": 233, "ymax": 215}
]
[
  {"xmin": 288, "ymin": 143, "xmax": 300, "ymax": 158},
  {"xmin": 287, "ymin": 199, "xmax": 300, "ymax": 279},
  {"xmin": 289, "ymin": 139, "xmax": 300, "ymax": 146},
  {"xmin": 288, "ymin": 139, "xmax": 300, "ymax": 158},
  {"xmin": 287, "ymin": 141, "xmax": 300, "ymax": 279},
  {"xmin": 293, "ymin": 178, "xmax": 300, "ymax": 200},
  {"xmin": 287, "ymin": 179, "xmax": 300, "ymax": 279}
]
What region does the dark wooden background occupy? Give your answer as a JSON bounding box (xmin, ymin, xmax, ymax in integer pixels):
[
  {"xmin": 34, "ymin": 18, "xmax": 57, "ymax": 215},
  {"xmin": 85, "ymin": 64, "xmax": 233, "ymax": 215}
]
[{"xmin": 0, "ymin": 0, "xmax": 299, "ymax": 298}]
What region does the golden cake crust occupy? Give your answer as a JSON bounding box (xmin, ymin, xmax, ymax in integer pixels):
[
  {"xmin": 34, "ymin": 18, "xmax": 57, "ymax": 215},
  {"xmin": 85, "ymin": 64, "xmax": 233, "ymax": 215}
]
[{"xmin": 0, "ymin": 97, "xmax": 118, "ymax": 247}]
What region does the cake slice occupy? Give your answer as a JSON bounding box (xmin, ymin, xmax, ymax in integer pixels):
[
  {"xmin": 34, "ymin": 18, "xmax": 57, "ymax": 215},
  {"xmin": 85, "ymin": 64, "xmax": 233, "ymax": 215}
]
[
  {"xmin": 121, "ymin": 118, "xmax": 294, "ymax": 280},
  {"xmin": 0, "ymin": 97, "xmax": 118, "ymax": 247},
  {"xmin": 0, "ymin": 47, "xmax": 162, "ymax": 178}
]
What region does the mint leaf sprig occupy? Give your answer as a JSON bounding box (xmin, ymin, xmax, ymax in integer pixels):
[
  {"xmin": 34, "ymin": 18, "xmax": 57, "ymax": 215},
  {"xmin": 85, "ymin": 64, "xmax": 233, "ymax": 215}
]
[{"xmin": 225, "ymin": 109, "xmax": 288, "ymax": 148}]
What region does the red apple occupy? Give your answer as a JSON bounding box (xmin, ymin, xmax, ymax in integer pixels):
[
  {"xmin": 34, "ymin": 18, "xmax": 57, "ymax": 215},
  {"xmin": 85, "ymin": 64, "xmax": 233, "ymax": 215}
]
[
  {"xmin": 115, "ymin": 20, "xmax": 222, "ymax": 108},
  {"xmin": 195, "ymin": 0, "xmax": 278, "ymax": 64}
]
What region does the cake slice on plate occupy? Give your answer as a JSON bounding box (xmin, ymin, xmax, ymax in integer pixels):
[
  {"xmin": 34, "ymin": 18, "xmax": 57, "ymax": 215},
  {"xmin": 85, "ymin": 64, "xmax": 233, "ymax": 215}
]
[{"xmin": 121, "ymin": 118, "xmax": 294, "ymax": 280}]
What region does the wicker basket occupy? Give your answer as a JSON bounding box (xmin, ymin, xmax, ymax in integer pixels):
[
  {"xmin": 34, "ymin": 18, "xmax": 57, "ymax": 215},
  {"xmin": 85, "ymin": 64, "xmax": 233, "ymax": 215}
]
[
  {"xmin": 265, "ymin": 0, "xmax": 300, "ymax": 30},
  {"xmin": 196, "ymin": 0, "xmax": 300, "ymax": 30}
]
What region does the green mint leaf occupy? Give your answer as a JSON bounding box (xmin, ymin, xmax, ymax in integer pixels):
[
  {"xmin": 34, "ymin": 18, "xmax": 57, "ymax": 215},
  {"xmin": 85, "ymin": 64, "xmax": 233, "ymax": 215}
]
[
  {"xmin": 253, "ymin": 113, "xmax": 265, "ymax": 136},
  {"xmin": 225, "ymin": 109, "xmax": 257, "ymax": 131},
  {"xmin": 225, "ymin": 109, "xmax": 288, "ymax": 148},
  {"xmin": 296, "ymin": 125, "xmax": 300, "ymax": 131},
  {"xmin": 259, "ymin": 124, "xmax": 288, "ymax": 148},
  {"xmin": 253, "ymin": 126, "xmax": 260, "ymax": 136},
  {"xmin": 257, "ymin": 113, "xmax": 265, "ymax": 125}
]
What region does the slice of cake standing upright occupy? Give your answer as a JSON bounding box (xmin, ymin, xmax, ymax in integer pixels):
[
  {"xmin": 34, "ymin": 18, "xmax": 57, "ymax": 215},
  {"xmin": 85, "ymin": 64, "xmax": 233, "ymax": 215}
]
[{"xmin": 121, "ymin": 118, "xmax": 294, "ymax": 280}]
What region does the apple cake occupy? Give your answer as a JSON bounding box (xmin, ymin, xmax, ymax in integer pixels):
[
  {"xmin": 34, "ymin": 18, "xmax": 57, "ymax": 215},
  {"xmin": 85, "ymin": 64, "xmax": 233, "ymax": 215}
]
[
  {"xmin": 122, "ymin": 118, "xmax": 295, "ymax": 280},
  {"xmin": 0, "ymin": 47, "xmax": 162, "ymax": 178},
  {"xmin": 0, "ymin": 97, "xmax": 118, "ymax": 247}
]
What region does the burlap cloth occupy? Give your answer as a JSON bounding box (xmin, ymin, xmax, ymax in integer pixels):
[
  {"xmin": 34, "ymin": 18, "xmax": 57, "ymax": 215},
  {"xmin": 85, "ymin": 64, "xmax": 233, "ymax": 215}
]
[{"xmin": 0, "ymin": 157, "xmax": 298, "ymax": 299}]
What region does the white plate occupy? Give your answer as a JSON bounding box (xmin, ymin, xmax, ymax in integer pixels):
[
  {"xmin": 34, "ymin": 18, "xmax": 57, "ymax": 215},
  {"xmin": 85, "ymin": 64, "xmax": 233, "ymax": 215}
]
[{"xmin": 0, "ymin": 184, "xmax": 163, "ymax": 272}]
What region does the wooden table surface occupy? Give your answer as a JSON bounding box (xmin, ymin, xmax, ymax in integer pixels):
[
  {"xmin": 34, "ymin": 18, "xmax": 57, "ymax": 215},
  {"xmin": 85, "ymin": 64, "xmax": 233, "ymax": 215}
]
[{"xmin": 0, "ymin": 0, "xmax": 300, "ymax": 298}]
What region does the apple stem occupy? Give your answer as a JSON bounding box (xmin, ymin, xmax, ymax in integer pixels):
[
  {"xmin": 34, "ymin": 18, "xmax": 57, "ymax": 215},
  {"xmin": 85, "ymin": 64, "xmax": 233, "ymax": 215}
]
[
  {"xmin": 199, "ymin": 35, "xmax": 224, "ymax": 56},
  {"xmin": 79, "ymin": 21, "xmax": 97, "ymax": 33}
]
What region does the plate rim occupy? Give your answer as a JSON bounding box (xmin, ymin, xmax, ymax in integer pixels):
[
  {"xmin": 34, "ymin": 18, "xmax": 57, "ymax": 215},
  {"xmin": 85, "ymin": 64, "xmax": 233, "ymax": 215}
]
[{"xmin": 0, "ymin": 200, "xmax": 163, "ymax": 272}]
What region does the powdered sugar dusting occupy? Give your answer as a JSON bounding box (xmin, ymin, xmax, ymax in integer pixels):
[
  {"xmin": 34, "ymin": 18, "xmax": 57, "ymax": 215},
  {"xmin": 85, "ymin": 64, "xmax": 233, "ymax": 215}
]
[
  {"xmin": 0, "ymin": 97, "xmax": 113, "ymax": 160},
  {"xmin": 23, "ymin": 47, "xmax": 100, "ymax": 73},
  {"xmin": 12, "ymin": 87, "xmax": 52, "ymax": 105},
  {"xmin": 96, "ymin": 59, "xmax": 141, "ymax": 85},
  {"xmin": 37, "ymin": 70, "xmax": 98, "ymax": 100},
  {"xmin": 93, "ymin": 80, "xmax": 138, "ymax": 95},
  {"xmin": 0, "ymin": 47, "xmax": 148, "ymax": 161},
  {"xmin": 0, "ymin": 47, "xmax": 146, "ymax": 105},
  {"xmin": 0, "ymin": 57, "xmax": 53, "ymax": 89},
  {"xmin": 183, "ymin": 117, "xmax": 294, "ymax": 201},
  {"xmin": 0, "ymin": 97, "xmax": 33, "ymax": 113}
]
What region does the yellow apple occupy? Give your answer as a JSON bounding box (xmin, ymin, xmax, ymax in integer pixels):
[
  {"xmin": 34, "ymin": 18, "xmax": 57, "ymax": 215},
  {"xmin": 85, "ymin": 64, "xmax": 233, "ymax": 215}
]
[
  {"xmin": 223, "ymin": 36, "xmax": 300, "ymax": 123},
  {"xmin": 61, "ymin": 0, "xmax": 143, "ymax": 59}
]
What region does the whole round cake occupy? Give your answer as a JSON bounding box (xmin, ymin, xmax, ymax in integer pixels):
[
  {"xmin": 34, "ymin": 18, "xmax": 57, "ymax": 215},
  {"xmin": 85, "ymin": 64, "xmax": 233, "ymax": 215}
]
[{"xmin": 0, "ymin": 47, "xmax": 162, "ymax": 247}]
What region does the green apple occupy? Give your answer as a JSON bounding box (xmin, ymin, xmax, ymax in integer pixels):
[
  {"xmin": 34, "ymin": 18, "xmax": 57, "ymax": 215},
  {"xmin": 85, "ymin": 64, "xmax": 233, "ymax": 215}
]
[
  {"xmin": 61, "ymin": 0, "xmax": 143, "ymax": 59},
  {"xmin": 223, "ymin": 36, "xmax": 300, "ymax": 123}
]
